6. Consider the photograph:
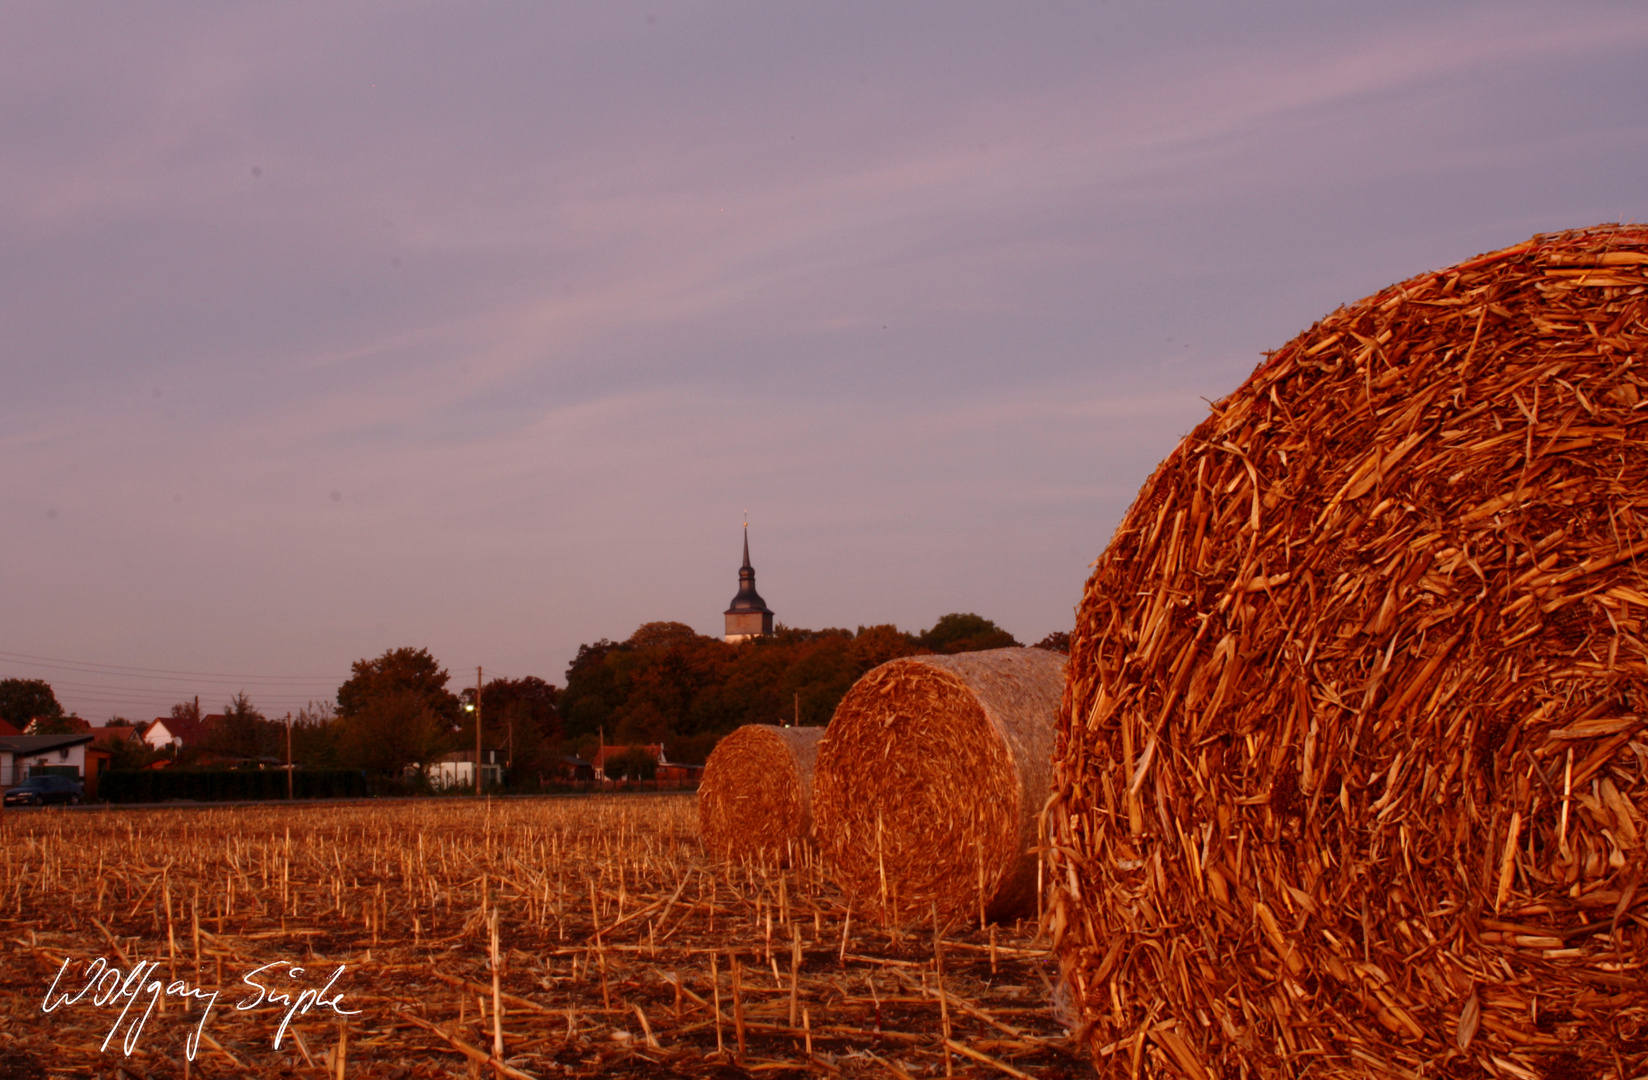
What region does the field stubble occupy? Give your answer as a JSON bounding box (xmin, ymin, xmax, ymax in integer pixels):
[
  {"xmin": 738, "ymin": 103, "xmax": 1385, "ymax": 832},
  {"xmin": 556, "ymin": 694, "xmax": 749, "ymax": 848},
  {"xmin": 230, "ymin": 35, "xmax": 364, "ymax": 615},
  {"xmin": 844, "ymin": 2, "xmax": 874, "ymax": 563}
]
[{"xmin": 0, "ymin": 795, "xmax": 1080, "ymax": 1079}]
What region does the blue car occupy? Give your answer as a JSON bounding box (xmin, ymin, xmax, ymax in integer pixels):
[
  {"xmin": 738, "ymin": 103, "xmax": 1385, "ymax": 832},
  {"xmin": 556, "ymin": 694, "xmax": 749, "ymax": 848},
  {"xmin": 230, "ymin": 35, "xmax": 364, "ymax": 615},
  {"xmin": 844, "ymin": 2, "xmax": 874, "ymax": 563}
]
[{"xmin": 4, "ymin": 775, "xmax": 84, "ymax": 806}]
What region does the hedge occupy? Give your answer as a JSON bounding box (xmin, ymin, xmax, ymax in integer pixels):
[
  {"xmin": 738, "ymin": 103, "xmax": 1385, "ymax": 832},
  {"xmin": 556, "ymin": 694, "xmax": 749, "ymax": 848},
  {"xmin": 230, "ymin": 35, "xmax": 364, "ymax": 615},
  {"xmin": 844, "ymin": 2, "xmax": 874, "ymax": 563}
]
[{"xmin": 100, "ymin": 769, "xmax": 369, "ymax": 803}]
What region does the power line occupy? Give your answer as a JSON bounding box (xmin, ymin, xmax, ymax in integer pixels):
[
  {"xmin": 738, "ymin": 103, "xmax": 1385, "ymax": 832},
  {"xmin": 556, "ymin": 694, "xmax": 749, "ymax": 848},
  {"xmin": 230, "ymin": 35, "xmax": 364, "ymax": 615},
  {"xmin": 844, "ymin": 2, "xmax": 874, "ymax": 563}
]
[
  {"xmin": 4, "ymin": 679, "xmax": 332, "ymax": 699},
  {"xmin": 0, "ymin": 649, "xmax": 345, "ymax": 683},
  {"xmin": 0, "ymin": 648, "xmax": 539, "ymax": 719}
]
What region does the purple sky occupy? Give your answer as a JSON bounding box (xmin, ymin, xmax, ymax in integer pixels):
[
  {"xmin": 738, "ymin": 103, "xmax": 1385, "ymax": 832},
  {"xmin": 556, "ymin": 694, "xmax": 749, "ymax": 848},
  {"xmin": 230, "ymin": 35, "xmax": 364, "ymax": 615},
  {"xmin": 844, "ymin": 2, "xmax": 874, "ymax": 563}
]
[{"xmin": 5, "ymin": 2, "xmax": 1647, "ymax": 720}]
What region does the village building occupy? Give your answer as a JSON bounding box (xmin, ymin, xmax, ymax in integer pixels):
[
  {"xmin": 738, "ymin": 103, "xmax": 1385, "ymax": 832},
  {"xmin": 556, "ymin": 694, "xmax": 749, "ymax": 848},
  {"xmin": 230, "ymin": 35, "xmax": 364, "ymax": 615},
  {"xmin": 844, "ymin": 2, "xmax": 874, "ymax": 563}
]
[
  {"xmin": 590, "ymin": 743, "xmax": 701, "ymax": 784},
  {"xmin": 138, "ymin": 713, "xmax": 221, "ymax": 751},
  {"xmin": 0, "ymin": 733, "xmax": 101, "ymax": 794},
  {"xmin": 426, "ymin": 748, "xmax": 505, "ymax": 791},
  {"xmin": 723, "ymin": 525, "xmax": 775, "ymax": 643}
]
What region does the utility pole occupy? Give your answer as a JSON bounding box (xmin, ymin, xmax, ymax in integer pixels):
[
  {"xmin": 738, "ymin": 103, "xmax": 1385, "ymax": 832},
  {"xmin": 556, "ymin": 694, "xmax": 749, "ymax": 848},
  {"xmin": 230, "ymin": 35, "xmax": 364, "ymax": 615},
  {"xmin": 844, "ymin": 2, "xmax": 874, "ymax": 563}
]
[
  {"xmin": 475, "ymin": 665, "xmax": 484, "ymax": 796},
  {"xmin": 286, "ymin": 713, "xmax": 293, "ymax": 800},
  {"xmin": 794, "ymin": 693, "xmax": 800, "ymax": 728}
]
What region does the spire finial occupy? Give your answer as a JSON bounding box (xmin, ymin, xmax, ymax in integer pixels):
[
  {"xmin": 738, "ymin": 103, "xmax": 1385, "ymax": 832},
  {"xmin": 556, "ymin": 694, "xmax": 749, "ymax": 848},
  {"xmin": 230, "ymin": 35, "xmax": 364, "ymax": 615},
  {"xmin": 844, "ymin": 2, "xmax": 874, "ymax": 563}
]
[{"xmin": 742, "ymin": 519, "xmax": 751, "ymax": 569}]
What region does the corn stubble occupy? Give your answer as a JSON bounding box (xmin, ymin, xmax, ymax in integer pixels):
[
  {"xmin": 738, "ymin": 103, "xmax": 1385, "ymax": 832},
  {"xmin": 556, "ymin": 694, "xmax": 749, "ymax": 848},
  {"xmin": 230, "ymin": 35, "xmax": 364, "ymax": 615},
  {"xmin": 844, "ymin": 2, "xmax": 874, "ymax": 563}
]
[
  {"xmin": 1048, "ymin": 225, "xmax": 1648, "ymax": 1078},
  {"xmin": 4, "ymin": 796, "xmax": 1079, "ymax": 1078}
]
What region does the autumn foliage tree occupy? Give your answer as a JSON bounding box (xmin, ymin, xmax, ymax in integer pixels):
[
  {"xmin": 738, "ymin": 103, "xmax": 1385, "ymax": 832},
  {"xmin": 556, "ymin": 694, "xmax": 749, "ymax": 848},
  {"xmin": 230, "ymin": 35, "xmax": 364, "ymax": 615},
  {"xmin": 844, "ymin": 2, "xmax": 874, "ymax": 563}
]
[
  {"xmin": 335, "ymin": 647, "xmax": 460, "ymax": 777},
  {"xmin": 205, "ymin": 692, "xmax": 278, "ymax": 760},
  {"xmin": 459, "ymin": 676, "xmax": 562, "ymax": 788},
  {"xmin": 0, "ymin": 679, "xmax": 65, "ymax": 731},
  {"xmin": 559, "ymin": 614, "xmax": 1029, "ymax": 764},
  {"xmin": 915, "ymin": 613, "xmax": 1021, "ymax": 654}
]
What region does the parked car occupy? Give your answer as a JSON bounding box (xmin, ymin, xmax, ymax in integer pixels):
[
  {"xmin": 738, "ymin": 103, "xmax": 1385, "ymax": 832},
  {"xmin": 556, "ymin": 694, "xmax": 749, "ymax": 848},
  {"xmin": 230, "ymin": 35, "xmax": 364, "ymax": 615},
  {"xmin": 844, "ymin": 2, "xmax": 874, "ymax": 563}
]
[{"xmin": 4, "ymin": 774, "xmax": 83, "ymax": 806}]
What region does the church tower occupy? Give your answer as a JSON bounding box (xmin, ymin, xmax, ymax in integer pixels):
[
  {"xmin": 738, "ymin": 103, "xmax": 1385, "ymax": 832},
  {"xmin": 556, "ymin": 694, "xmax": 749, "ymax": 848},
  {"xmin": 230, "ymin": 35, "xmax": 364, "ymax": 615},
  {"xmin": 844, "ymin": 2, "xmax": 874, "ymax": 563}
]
[{"xmin": 724, "ymin": 525, "xmax": 775, "ymax": 643}]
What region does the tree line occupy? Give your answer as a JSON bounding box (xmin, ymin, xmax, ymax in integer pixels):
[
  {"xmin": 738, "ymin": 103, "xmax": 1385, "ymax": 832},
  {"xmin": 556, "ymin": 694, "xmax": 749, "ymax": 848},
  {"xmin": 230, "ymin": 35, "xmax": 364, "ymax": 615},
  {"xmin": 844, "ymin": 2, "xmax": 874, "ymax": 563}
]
[
  {"xmin": 0, "ymin": 613, "xmax": 1068, "ymax": 786},
  {"xmin": 559, "ymin": 614, "xmax": 1062, "ymax": 765}
]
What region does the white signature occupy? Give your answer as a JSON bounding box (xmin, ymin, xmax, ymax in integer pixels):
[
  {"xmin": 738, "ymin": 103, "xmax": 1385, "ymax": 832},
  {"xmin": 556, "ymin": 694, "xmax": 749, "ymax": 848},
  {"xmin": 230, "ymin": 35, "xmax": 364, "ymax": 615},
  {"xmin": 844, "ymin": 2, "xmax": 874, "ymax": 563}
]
[{"xmin": 42, "ymin": 957, "xmax": 359, "ymax": 1060}]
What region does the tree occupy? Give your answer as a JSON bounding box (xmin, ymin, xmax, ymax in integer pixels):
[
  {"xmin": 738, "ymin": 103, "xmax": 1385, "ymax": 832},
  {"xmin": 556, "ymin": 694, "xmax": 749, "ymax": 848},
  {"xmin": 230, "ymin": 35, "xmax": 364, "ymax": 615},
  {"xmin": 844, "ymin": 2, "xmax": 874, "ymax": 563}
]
[
  {"xmin": 626, "ymin": 621, "xmax": 699, "ymax": 650},
  {"xmin": 335, "ymin": 687, "xmax": 447, "ymax": 778},
  {"xmin": 560, "ymin": 620, "xmax": 929, "ymax": 768},
  {"xmin": 334, "ymin": 648, "xmax": 460, "ymax": 775},
  {"xmin": 285, "ymin": 701, "xmax": 337, "ymax": 768},
  {"xmin": 916, "ymin": 613, "xmax": 1021, "ymax": 654},
  {"xmin": 0, "ymin": 679, "xmax": 64, "ymax": 730},
  {"xmin": 105, "ymin": 731, "xmax": 155, "ymax": 772},
  {"xmin": 605, "ymin": 746, "xmax": 657, "ymax": 781},
  {"xmin": 1034, "ymin": 631, "xmax": 1072, "ymax": 654},
  {"xmin": 613, "ymin": 701, "xmax": 671, "ymax": 744},
  {"xmin": 849, "ymin": 625, "xmax": 923, "ymax": 670},
  {"xmin": 171, "ymin": 698, "xmax": 202, "ymax": 726},
  {"xmin": 337, "ymin": 647, "xmax": 459, "ymax": 722},
  {"xmin": 460, "ymin": 676, "xmax": 562, "ymax": 787},
  {"xmin": 208, "ymin": 692, "xmax": 272, "ymax": 760}
]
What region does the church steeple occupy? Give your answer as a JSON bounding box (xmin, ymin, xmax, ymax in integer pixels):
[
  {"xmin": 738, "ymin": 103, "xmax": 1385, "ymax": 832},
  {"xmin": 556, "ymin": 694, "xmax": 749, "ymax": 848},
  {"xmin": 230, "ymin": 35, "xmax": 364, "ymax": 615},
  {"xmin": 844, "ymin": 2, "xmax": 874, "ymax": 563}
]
[{"xmin": 724, "ymin": 523, "xmax": 775, "ymax": 643}]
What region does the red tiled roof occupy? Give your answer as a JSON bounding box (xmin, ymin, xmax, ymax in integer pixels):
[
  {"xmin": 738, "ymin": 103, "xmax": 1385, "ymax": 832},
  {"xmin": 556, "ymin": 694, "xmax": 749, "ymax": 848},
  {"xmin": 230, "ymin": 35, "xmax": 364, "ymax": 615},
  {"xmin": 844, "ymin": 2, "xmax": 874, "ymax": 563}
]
[{"xmin": 144, "ymin": 713, "xmax": 221, "ymax": 747}]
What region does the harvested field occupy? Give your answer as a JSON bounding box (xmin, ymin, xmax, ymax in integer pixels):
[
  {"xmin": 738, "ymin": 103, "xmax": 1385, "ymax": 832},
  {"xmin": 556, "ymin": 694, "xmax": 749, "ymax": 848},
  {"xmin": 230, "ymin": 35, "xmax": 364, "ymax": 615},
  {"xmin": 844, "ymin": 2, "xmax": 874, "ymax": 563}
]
[
  {"xmin": 1048, "ymin": 225, "xmax": 1648, "ymax": 1078},
  {"xmin": 816, "ymin": 649, "xmax": 1065, "ymax": 928},
  {"xmin": 3, "ymin": 796, "xmax": 1079, "ymax": 1078},
  {"xmin": 699, "ymin": 725, "xmax": 824, "ymax": 863}
]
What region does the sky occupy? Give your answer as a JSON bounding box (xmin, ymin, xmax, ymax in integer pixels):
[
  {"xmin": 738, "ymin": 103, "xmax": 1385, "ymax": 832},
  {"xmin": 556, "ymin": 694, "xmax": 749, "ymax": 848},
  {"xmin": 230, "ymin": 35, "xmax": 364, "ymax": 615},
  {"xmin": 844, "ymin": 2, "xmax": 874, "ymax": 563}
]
[{"xmin": 4, "ymin": 1, "xmax": 1647, "ymax": 721}]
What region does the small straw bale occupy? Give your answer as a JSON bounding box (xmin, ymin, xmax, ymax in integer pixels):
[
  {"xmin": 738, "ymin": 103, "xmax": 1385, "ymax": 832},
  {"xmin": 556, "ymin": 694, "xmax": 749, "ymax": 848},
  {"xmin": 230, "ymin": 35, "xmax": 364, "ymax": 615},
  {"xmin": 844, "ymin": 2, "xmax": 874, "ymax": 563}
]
[
  {"xmin": 698, "ymin": 724, "xmax": 824, "ymax": 862},
  {"xmin": 1047, "ymin": 224, "xmax": 1648, "ymax": 1078},
  {"xmin": 815, "ymin": 647, "xmax": 1065, "ymax": 925}
]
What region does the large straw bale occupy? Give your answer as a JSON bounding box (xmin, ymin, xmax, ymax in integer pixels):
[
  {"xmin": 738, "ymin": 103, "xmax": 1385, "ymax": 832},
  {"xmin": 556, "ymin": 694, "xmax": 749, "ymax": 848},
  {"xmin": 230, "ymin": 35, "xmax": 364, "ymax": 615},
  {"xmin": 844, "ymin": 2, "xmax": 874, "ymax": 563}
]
[
  {"xmin": 816, "ymin": 647, "xmax": 1065, "ymax": 925},
  {"xmin": 698, "ymin": 723, "xmax": 823, "ymax": 862},
  {"xmin": 1047, "ymin": 225, "xmax": 1648, "ymax": 1078}
]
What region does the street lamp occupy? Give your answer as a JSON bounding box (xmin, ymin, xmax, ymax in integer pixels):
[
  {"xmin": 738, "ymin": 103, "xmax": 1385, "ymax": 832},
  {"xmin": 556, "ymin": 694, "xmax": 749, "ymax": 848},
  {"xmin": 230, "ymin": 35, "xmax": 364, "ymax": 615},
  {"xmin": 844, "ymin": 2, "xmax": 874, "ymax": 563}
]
[
  {"xmin": 469, "ymin": 666, "xmax": 483, "ymax": 795},
  {"xmin": 463, "ymin": 701, "xmax": 478, "ymax": 794}
]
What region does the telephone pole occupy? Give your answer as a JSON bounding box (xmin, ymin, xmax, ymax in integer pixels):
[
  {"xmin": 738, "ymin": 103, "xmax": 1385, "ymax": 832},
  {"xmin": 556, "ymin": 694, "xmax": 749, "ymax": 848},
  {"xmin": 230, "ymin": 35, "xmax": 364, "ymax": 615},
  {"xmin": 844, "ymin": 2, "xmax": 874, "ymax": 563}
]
[{"xmin": 475, "ymin": 665, "xmax": 483, "ymax": 796}]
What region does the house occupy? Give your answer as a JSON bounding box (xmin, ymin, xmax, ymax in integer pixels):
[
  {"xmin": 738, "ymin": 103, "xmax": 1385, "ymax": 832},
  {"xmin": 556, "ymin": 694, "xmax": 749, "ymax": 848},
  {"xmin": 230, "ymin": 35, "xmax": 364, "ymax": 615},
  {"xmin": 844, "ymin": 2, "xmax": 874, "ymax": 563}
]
[
  {"xmin": 656, "ymin": 759, "xmax": 703, "ymax": 783},
  {"xmin": 592, "ymin": 743, "xmax": 659, "ymax": 781},
  {"xmin": 426, "ymin": 749, "xmax": 505, "ymax": 791},
  {"xmin": 139, "ymin": 717, "xmax": 184, "ymax": 750},
  {"xmin": 0, "ymin": 720, "xmax": 20, "ymax": 738},
  {"xmin": 89, "ymin": 725, "xmax": 143, "ymax": 748},
  {"xmin": 590, "ymin": 743, "xmax": 700, "ymax": 782},
  {"xmin": 139, "ymin": 713, "xmax": 222, "ymax": 751},
  {"xmin": 0, "ymin": 734, "xmax": 98, "ymax": 791},
  {"xmin": 554, "ymin": 756, "xmax": 594, "ymax": 782}
]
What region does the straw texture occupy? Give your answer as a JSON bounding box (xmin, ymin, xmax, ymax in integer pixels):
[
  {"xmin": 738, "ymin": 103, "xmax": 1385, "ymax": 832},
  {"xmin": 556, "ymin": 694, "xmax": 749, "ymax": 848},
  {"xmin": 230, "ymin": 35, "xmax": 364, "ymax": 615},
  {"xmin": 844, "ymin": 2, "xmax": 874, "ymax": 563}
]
[
  {"xmin": 816, "ymin": 647, "xmax": 1065, "ymax": 926},
  {"xmin": 698, "ymin": 723, "xmax": 823, "ymax": 862},
  {"xmin": 1047, "ymin": 224, "xmax": 1648, "ymax": 1079}
]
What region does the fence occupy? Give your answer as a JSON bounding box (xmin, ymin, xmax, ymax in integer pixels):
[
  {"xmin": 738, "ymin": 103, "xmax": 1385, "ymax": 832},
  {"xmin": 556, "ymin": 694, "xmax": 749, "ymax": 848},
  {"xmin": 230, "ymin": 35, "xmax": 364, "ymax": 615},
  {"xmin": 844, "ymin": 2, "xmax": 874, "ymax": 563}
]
[{"xmin": 100, "ymin": 769, "xmax": 370, "ymax": 803}]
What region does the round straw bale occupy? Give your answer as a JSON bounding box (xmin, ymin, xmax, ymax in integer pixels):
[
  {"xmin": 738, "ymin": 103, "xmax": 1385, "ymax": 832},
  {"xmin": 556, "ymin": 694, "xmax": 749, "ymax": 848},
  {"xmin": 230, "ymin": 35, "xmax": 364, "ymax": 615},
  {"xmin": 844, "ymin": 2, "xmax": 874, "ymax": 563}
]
[
  {"xmin": 698, "ymin": 724, "xmax": 823, "ymax": 862},
  {"xmin": 1047, "ymin": 225, "xmax": 1648, "ymax": 1078},
  {"xmin": 815, "ymin": 647, "xmax": 1065, "ymax": 925}
]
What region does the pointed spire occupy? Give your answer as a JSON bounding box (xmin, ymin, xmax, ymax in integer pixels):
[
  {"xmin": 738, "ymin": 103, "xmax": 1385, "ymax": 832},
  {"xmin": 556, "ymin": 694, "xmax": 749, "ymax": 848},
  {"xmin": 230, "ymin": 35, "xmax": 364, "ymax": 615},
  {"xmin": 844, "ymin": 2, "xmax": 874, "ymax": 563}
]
[{"xmin": 725, "ymin": 519, "xmax": 774, "ymax": 640}]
